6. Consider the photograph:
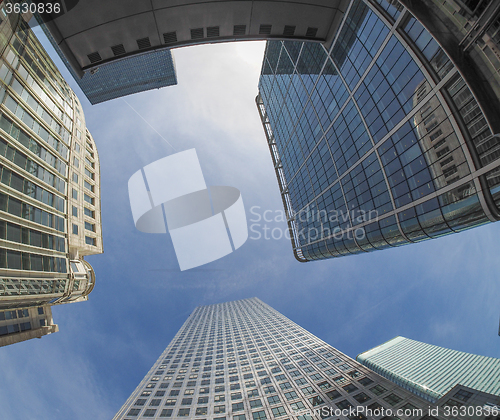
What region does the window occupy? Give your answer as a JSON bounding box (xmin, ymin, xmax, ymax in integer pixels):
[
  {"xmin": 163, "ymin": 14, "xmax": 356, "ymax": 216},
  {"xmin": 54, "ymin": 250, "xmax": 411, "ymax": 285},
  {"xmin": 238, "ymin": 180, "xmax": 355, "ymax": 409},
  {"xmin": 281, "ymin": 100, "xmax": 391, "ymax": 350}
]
[
  {"xmin": 231, "ymin": 392, "xmax": 242, "ymax": 400},
  {"xmin": 247, "ymin": 389, "xmax": 259, "ymax": 398},
  {"xmin": 326, "ymin": 390, "xmax": 341, "ymax": 400},
  {"xmin": 263, "ymin": 386, "xmax": 276, "ymax": 394},
  {"xmin": 336, "ymin": 400, "xmax": 352, "ymax": 410},
  {"xmin": 370, "ymin": 385, "xmax": 387, "ymax": 396},
  {"xmin": 73, "ymin": 157, "xmax": 79, "ymax": 168},
  {"xmin": 267, "ymin": 395, "xmax": 280, "ymax": 405},
  {"xmin": 72, "ymin": 173, "xmax": 78, "ymax": 183},
  {"xmin": 143, "ymin": 409, "xmax": 157, "ymax": 417},
  {"xmin": 198, "ymin": 397, "xmax": 208, "ymax": 404},
  {"xmin": 294, "ymin": 378, "xmax": 307, "ymax": 386},
  {"xmin": 165, "ymin": 399, "xmax": 177, "ymax": 405},
  {"xmin": 84, "ymin": 193, "xmax": 94, "ymax": 205},
  {"xmin": 127, "ymin": 409, "xmax": 140, "ymax": 416},
  {"xmin": 383, "ymin": 393, "xmax": 403, "ymax": 406},
  {"xmin": 290, "ymin": 401, "xmax": 305, "ymax": 411},
  {"xmin": 271, "ymin": 407, "xmax": 287, "ymax": 418},
  {"xmin": 84, "ymin": 221, "xmax": 94, "ymax": 231},
  {"xmin": 250, "ymin": 399, "xmax": 263, "ymax": 409},
  {"xmin": 214, "ymin": 405, "xmax": 225, "ymax": 414},
  {"xmin": 160, "ymin": 409, "xmax": 173, "ymax": 417},
  {"xmin": 232, "ymin": 402, "xmax": 244, "ymax": 412},
  {"xmin": 343, "ymin": 384, "xmax": 358, "ymax": 394},
  {"xmin": 84, "ymin": 180, "xmax": 94, "ymax": 192},
  {"xmin": 353, "ymin": 392, "xmax": 370, "ymax": 403},
  {"xmin": 215, "ymin": 385, "xmax": 225, "ymax": 393},
  {"xmin": 230, "ymin": 383, "xmax": 240, "ymax": 390},
  {"xmin": 318, "ymin": 381, "xmax": 331, "ymax": 390},
  {"xmin": 169, "ymin": 390, "xmax": 179, "ymax": 396},
  {"xmin": 134, "ymin": 399, "xmax": 146, "ymax": 406},
  {"xmin": 234, "ymin": 415, "xmax": 246, "ymax": 420},
  {"xmin": 85, "ymin": 168, "xmax": 94, "ymax": 179},
  {"xmin": 178, "ymin": 408, "xmax": 190, "ymax": 416},
  {"xmin": 279, "ymin": 382, "xmax": 292, "ymax": 390},
  {"xmin": 72, "ymin": 189, "xmax": 78, "ymax": 199},
  {"xmin": 215, "ymin": 395, "xmax": 225, "ymax": 402},
  {"xmin": 305, "ymin": 386, "xmax": 318, "ymax": 395},
  {"xmin": 72, "ymin": 224, "xmax": 78, "ymax": 235},
  {"xmin": 453, "ymin": 389, "xmax": 473, "ymax": 402},
  {"xmin": 358, "ymin": 377, "xmax": 374, "ymax": 387},
  {"xmin": 85, "ymin": 236, "xmax": 96, "ymax": 246},
  {"xmin": 181, "ymin": 398, "xmax": 192, "ymax": 405},
  {"xmin": 252, "ymin": 411, "xmax": 267, "ymax": 420},
  {"xmin": 195, "ymin": 407, "xmax": 207, "ymax": 415},
  {"xmin": 72, "ymin": 206, "xmax": 78, "ymax": 216}
]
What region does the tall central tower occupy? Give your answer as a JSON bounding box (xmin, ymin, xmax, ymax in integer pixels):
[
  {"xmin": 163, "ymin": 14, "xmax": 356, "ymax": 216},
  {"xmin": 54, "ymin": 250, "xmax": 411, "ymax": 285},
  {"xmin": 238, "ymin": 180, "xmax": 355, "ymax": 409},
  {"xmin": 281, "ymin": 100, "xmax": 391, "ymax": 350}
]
[{"xmin": 112, "ymin": 298, "xmax": 499, "ymax": 420}]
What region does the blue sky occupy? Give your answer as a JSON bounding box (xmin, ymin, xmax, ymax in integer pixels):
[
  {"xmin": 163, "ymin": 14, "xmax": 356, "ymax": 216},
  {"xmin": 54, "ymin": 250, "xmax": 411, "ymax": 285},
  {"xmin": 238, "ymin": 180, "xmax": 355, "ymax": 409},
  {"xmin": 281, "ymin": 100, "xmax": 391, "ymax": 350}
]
[{"xmin": 0, "ymin": 27, "xmax": 498, "ymax": 420}]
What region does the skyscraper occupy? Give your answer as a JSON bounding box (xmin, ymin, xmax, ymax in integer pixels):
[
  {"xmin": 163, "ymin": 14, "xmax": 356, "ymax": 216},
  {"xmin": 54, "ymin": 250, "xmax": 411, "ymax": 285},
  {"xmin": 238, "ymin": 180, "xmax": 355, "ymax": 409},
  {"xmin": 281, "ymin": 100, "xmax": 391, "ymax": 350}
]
[
  {"xmin": 112, "ymin": 298, "xmax": 500, "ymax": 420},
  {"xmin": 357, "ymin": 336, "xmax": 500, "ymax": 403},
  {"xmin": 0, "ymin": 9, "xmax": 103, "ymax": 346},
  {"xmin": 256, "ymin": 0, "xmax": 500, "ymax": 262}
]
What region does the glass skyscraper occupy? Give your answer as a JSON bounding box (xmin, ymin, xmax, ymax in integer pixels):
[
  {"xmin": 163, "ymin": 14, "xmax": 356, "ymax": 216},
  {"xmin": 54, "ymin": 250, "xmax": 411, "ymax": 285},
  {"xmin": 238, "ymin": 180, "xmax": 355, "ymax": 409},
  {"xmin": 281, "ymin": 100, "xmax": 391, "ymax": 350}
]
[
  {"xmin": 0, "ymin": 9, "xmax": 103, "ymax": 346},
  {"xmin": 357, "ymin": 336, "xmax": 500, "ymax": 403},
  {"xmin": 257, "ymin": 0, "xmax": 500, "ymax": 262},
  {"xmin": 112, "ymin": 298, "xmax": 499, "ymax": 420}
]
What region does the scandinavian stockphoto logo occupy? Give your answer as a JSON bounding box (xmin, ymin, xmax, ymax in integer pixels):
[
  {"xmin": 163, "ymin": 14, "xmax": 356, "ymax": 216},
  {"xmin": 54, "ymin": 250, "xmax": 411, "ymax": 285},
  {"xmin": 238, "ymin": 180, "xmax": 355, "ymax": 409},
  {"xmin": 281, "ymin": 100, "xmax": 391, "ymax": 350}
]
[{"xmin": 128, "ymin": 149, "xmax": 248, "ymax": 271}]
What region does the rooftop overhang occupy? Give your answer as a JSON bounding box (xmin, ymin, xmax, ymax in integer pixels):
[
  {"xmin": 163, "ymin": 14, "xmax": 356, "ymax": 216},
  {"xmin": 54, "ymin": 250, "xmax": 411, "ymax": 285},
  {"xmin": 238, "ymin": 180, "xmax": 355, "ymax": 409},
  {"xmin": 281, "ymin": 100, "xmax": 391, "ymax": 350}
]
[{"xmin": 36, "ymin": 0, "xmax": 351, "ymax": 77}]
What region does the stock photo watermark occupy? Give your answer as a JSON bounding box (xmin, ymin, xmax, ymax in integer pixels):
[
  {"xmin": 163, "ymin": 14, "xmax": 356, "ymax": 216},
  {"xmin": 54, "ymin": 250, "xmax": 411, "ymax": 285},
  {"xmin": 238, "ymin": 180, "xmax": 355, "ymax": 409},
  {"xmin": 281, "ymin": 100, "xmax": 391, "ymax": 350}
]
[
  {"xmin": 248, "ymin": 206, "xmax": 378, "ymax": 242},
  {"xmin": 128, "ymin": 149, "xmax": 248, "ymax": 271}
]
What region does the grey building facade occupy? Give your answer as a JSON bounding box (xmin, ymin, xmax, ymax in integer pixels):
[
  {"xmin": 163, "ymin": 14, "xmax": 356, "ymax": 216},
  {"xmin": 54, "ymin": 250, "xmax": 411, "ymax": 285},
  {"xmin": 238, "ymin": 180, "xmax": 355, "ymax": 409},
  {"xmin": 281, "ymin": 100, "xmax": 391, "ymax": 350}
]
[
  {"xmin": 256, "ymin": 0, "xmax": 500, "ymax": 261},
  {"xmin": 357, "ymin": 336, "xmax": 500, "ymax": 403},
  {"xmin": 112, "ymin": 298, "xmax": 500, "ymax": 420},
  {"xmin": 0, "ymin": 8, "xmax": 103, "ymax": 346}
]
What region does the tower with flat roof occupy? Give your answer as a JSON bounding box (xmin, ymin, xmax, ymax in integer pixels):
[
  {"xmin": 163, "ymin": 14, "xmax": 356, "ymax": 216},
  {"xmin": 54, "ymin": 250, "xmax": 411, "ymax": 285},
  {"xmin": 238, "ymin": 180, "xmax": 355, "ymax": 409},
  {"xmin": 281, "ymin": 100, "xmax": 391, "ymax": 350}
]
[{"xmin": 112, "ymin": 298, "xmax": 500, "ymax": 420}]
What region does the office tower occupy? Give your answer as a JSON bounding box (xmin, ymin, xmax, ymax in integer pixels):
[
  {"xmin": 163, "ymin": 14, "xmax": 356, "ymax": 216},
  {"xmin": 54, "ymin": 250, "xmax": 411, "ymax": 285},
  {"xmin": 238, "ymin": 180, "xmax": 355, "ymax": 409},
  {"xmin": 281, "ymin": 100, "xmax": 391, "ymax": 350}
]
[
  {"xmin": 357, "ymin": 336, "xmax": 500, "ymax": 403},
  {"xmin": 36, "ymin": 0, "xmax": 348, "ymax": 91},
  {"xmin": 0, "ymin": 9, "xmax": 103, "ymax": 346},
  {"xmin": 256, "ymin": 0, "xmax": 500, "ymax": 262},
  {"xmin": 112, "ymin": 298, "xmax": 500, "ymax": 420}
]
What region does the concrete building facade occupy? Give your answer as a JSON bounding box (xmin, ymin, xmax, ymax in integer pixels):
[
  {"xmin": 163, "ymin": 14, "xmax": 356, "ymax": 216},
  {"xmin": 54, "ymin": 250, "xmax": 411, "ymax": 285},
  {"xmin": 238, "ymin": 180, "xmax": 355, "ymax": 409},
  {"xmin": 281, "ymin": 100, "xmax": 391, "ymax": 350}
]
[{"xmin": 0, "ymin": 8, "xmax": 102, "ymax": 346}]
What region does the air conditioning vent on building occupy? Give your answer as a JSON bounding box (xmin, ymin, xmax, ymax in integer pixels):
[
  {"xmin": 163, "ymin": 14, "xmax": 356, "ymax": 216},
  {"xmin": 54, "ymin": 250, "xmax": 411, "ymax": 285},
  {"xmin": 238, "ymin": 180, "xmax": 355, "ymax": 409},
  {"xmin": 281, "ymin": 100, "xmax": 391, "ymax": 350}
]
[
  {"xmin": 191, "ymin": 28, "xmax": 204, "ymax": 40},
  {"xmin": 87, "ymin": 52, "xmax": 102, "ymax": 64},
  {"xmin": 111, "ymin": 44, "xmax": 126, "ymax": 56},
  {"xmin": 163, "ymin": 32, "xmax": 177, "ymax": 44},
  {"xmin": 233, "ymin": 25, "xmax": 246, "ymax": 36},
  {"xmin": 259, "ymin": 24, "xmax": 272, "ymax": 35},
  {"xmin": 283, "ymin": 25, "xmax": 296, "ymax": 37},
  {"xmin": 207, "ymin": 26, "xmax": 220, "ymax": 38},
  {"xmin": 137, "ymin": 37, "xmax": 151, "ymax": 49},
  {"xmin": 306, "ymin": 27, "xmax": 318, "ymax": 38}
]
